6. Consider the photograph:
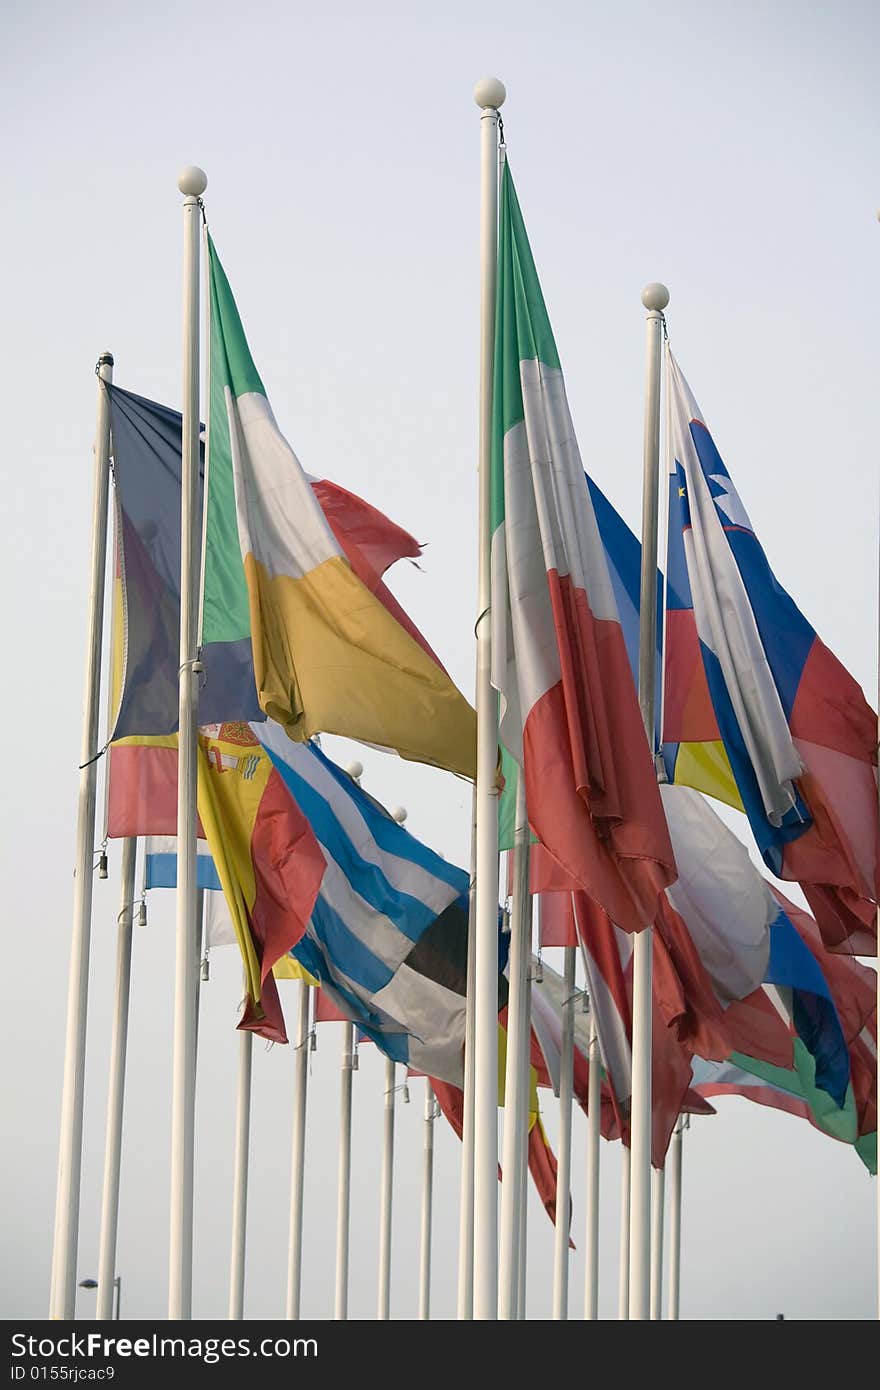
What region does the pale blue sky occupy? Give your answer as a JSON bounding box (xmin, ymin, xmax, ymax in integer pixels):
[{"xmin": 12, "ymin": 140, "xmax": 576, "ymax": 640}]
[{"xmin": 1, "ymin": 0, "xmax": 877, "ymax": 1320}]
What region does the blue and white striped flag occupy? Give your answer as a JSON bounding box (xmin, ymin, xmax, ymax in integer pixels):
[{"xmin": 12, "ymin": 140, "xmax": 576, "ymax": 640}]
[{"xmin": 255, "ymin": 720, "xmax": 494, "ymax": 1085}]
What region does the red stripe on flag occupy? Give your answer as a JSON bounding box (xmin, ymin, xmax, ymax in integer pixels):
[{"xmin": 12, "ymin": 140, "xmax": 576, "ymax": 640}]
[{"xmin": 524, "ymin": 572, "xmax": 675, "ymax": 934}]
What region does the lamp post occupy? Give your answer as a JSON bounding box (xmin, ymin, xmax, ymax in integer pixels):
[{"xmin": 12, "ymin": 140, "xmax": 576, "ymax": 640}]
[{"xmin": 79, "ymin": 1275, "xmax": 121, "ymax": 1320}]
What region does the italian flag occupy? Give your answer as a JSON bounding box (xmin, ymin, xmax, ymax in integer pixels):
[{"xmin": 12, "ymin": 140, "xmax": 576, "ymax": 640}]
[
  {"xmin": 204, "ymin": 235, "xmax": 477, "ymax": 780},
  {"xmin": 490, "ymin": 160, "xmax": 676, "ymax": 932}
]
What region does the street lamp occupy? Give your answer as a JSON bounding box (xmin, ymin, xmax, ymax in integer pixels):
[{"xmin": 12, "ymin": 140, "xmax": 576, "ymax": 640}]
[{"xmin": 78, "ymin": 1276, "xmax": 121, "ymax": 1320}]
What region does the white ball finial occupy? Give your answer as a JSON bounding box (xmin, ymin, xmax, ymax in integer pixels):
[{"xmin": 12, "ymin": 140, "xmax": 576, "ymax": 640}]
[
  {"xmin": 390, "ymin": 806, "xmax": 408, "ymax": 824},
  {"xmin": 474, "ymin": 77, "xmax": 506, "ymax": 110},
  {"xmin": 641, "ymin": 282, "xmax": 670, "ymax": 311},
  {"xmin": 177, "ymin": 165, "xmax": 208, "ymax": 197},
  {"xmin": 345, "ymin": 759, "xmax": 364, "ymax": 782}
]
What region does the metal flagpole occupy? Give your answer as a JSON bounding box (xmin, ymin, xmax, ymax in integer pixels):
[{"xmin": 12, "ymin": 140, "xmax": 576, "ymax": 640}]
[
  {"xmin": 228, "ymin": 1018, "xmax": 253, "ymax": 1320},
  {"xmin": 419, "ymin": 1080, "xmax": 437, "ymax": 1319},
  {"xmin": 285, "ymin": 980, "xmax": 312, "ymax": 1319},
  {"xmin": 168, "ymin": 165, "xmax": 207, "ymax": 1321},
  {"xmin": 667, "ymin": 1116, "xmax": 684, "ymax": 1320},
  {"xmin": 50, "ymin": 350, "xmax": 114, "ymax": 1319},
  {"xmin": 650, "ymin": 1163, "xmax": 665, "ymax": 1319},
  {"xmin": 472, "ymin": 75, "xmax": 505, "ymax": 1321},
  {"xmin": 517, "ymin": 951, "xmax": 532, "ymax": 1321},
  {"xmin": 377, "ymin": 1056, "xmax": 397, "ymax": 1320},
  {"xmin": 94, "ymin": 836, "xmax": 137, "ymax": 1320},
  {"xmin": 618, "ymin": 1147, "xmax": 631, "ymax": 1319},
  {"xmin": 334, "ymin": 1022, "xmax": 355, "ymax": 1320},
  {"xmin": 456, "ymin": 803, "xmax": 478, "ymax": 1318},
  {"xmin": 628, "ymin": 281, "xmax": 669, "ymax": 1320},
  {"xmin": 552, "ymin": 945, "xmax": 576, "ymax": 1318},
  {"xmin": 499, "ymin": 778, "xmax": 531, "ymax": 1319},
  {"xmin": 584, "ymin": 1000, "xmax": 601, "ymax": 1320}
]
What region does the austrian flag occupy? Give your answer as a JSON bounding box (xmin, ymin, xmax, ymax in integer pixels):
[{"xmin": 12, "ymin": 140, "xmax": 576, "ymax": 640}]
[{"xmin": 490, "ymin": 159, "xmax": 676, "ymax": 931}]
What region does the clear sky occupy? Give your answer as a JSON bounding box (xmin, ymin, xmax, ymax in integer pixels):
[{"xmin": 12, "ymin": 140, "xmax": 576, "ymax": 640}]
[{"xmin": 1, "ymin": 0, "xmax": 877, "ymax": 1321}]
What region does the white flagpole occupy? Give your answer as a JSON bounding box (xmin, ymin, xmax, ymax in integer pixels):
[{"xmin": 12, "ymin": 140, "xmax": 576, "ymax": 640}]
[
  {"xmin": 499, "ymin": 780, "xmax": 532, "ymax": 1318},
  {"xmin": 419, "ymin": 1079, "xmax": 437, "ymax": 1319},
  {"xmin": 629, "ymin": 280, "xmax": 669, "ymax": 1320},
  {"xmin": 334, "ymin": 1022, "xmax": 355, "ymax": 1319},
  {"xmin": 285, "ymin": 980, "xmax": 312, "ymax": 1319},
  {"xmin": 168, "ymin": 165, "xmax": 207, "ymax": 1321},
  {"xmin": 377, "ymin": 1056, "xmax": 397, "ymax": 1320},
  {"xmin": 472, "ymin": 75, "xmax": 505, "ymax": 1321},
  {"xmin": 650, "ymin": 1163, "xmax": 665, "ymax": 1319},
  {"xmin": 94, "ymin": 835, "xmax": 137, "ymax": 1320},
  {"xmin": 50, "ymin": 350, "xmax": 114, "ymax": 1319},
  {"xmin": 618, "ymin": 1147, "xmax": 631, "ymax": 1319},
  {"xmin": 456, "ymin": 806, "xmax": 478, "ymax": 1319},
  {"xmin": 228, "ymin": 1019, "xmax": 252, "ymax": 1320},
  {"xmin": 667, "ymin": 1117, "xmax": 684, "ymax": 1320},
  {"xmin": 552, "ymin": 945, "xmax": 576, "ymax": 1318},
  {"xmin": 584, "ymin": 1001, "xmax": 601, "ymax": 1319}
]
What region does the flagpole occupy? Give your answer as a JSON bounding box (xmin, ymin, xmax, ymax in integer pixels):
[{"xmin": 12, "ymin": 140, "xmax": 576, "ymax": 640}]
[
  {"xmin": 618, "ymin": 1147, "xmax": 631, "ymax": 1319},
  {"xmin": 228, "ymin": 1017, "xmax": 252, "ymax": 1320},
  {"xmin": 629, "ymin": 280, "xmax": 669, "ymax": 1320},
  {"xmin": 377, "ymin": 1056, "xmax": 397, "ymax": 1320},
  {"xmin": 419, "ymin": 1079, "xmax": 437, "ymax": 1319},
  {"xmin": 334, "ymin": 1022, "xmax": 355, "ymax": 1319},
  {"xmin": 168, "ymin": 166, "xmax": 207, "ymax": 1321},
  {"xmin": 472, "ymin": 73, "xmax": 505, "ymax": 1323},
  {"xmin": 456, "ymin": 806, "xmax": 478, "ymax": 1319},
  {"xmin": 650, "ymin": 1163, "xmax": 665, "ymax": 1318},
  {"xmin": 584, "ymin": 1000, "xmax": 601, "ymax": 1319},
  {"xmin": 552, "ymin": 945, "xmax": 576, "ymax": 1318},
  {"xmin": 50, "ymin": 350, "xmax": 114, "ymax": 1319},
  {"xmin": 94, "ymin": 835, "xmax": 137, "ymax": 1320},
  {"xmin": 667, "ymin": 1116, "xmax": 684, "ymax": 1320},
  {"xmin": 285, "ymin": 980, "xmax": 312, "ymax": 1319},
  {"xmin": 499, "ymin": 779, "xmax": 531, "ymax": 1318}
]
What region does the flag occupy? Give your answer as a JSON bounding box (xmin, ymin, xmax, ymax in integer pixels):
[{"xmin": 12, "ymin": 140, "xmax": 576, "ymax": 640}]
[
  {"xmin": 255, "ymin": 719, "xmax": 504, "ymax": 1084},
  {"xmin": 205, "ymin": 234, "xmax": 477, "ymax": 779},
  {"xmin": 144, "ymin": 835, "xmax": 222, "ymax": 891},
  {"xmin": 489, "ymin": 158, "xmax": 675, "ymax": 932},
  {"xmin": 195, "ymin": 722, "xmax": 326, "ymax": 1042},
  {"xmin": 662, "ymin": 350, "xmax": 878, "ymax": 954},
  {"xmin": 690, "ymin": 1055, "xmax": 877, "ymax": 1175},
  {"xmin": 105, "ymin": 382, "xmax": 435, "ymax": 740}
]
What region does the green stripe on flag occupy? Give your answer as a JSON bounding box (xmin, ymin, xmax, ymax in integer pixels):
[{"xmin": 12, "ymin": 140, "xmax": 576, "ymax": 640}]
[
  {"xmin": 730, "ymin": 1042, "xmax": 859, "ymax": 1146},
  {"xmin": 202, "ymin": 236, "xmax": 260, "ymax": 645},
  {"xmin": 491, "ymin": 160, "xmax": 561, "ymax": 536}
]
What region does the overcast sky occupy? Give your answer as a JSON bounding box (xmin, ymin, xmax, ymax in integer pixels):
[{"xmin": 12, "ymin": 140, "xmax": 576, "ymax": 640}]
[{"xmin": 2, "ymin": 0, "xmax": 877, "ymax": 1321}]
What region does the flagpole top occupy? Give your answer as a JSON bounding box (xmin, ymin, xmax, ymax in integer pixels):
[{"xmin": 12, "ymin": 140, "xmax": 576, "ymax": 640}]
[
  {"xmin": 390, "ymin": 806, "xmax": 408, "ymax": 825},
  {"xmin": 642, "ymin": 282, "xmax": 670, "ymax": 312},
  {"xmin": 474, "ymin": 77, "xmax": 506, "ymax": 110},
  {"xmin": 177, "ymin": 166, "xmax": 208, "ymax": 197}
]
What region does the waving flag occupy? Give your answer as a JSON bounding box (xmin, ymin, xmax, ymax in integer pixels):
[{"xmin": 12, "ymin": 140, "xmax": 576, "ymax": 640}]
[
  {"xmin": 256, "ymin": 721, "xmax": 502, "ymax": 1084},
  {"xmin": 107, "ymin": 382, "xmax": 436, "ymax": 740},
  {"xmin": 205, "ymin": 235, "xmax": 476, "ymax": 779},
  {"xmin": 490, "ymin": 159, "xmax": 675, "ymax": 932},
  {"xmin": 195, "ymin": 723, "xmax": 326, "ymax": 1042},
  {"xmin": 662, "ymin": 350, "xmax": 878, "ymax": 954}
]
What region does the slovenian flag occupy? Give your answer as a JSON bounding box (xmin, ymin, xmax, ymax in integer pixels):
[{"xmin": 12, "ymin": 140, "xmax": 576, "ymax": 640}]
[
  {"xmin": 662, "ymin": 349, "xmax": 878, "ymax": 955},
  {"xmin": 490, "ymin": 158, "xmax": 675, "ymax": 933}
]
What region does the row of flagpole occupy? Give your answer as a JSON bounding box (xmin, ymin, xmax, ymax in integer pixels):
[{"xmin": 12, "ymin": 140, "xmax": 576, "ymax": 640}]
[{"xmin": 49, "ymin": 82, "xmax": 714, "ymax": 1325}]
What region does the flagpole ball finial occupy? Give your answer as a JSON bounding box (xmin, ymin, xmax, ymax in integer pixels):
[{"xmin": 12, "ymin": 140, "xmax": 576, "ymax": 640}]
[
  {"xmin": 641, "ymin": 282, "xmax": 670, "ymax": 311},
  {"xmin": 177, "ymin": 165, "xmax": 208, "ymax": 197},
  {"xmin": 474, "ymin": 77, "xmax": 506, "ymax": 110},
  {"xmin": 390, "ymin": 806, "xmax": 408, "ymax": 825},
  {"xmin": 345, "ymin": 759, "xmax": 364, "ymax": 783}
]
